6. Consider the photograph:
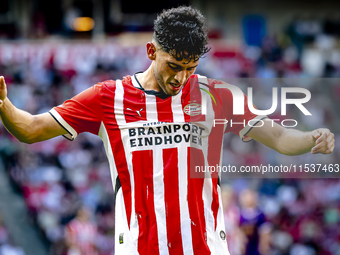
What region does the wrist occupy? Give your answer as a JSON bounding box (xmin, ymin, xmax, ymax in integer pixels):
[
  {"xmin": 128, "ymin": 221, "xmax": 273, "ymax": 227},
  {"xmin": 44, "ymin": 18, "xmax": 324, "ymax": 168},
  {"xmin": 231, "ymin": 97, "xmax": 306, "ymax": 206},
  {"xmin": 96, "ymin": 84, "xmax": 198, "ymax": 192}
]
[{"xmin": 0, "ymin": 97, "xmax": 8, "ymax": 112}]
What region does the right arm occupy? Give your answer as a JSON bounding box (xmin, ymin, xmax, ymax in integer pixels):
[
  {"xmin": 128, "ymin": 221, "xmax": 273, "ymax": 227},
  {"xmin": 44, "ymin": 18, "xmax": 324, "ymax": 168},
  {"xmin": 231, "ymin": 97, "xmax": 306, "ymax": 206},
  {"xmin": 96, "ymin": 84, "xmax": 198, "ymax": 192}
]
[{"xmin": 0, "ymin": 76, "xmax": 67, "ymax": 144}]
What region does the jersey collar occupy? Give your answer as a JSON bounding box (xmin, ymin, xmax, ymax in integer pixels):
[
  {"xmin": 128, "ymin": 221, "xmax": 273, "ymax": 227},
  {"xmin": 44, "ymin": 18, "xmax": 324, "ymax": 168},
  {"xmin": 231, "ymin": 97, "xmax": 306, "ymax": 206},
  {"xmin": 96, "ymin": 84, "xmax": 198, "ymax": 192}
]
[{"xmin": 132, "ymin": 72, "xmax": 171, "ymax": 100}]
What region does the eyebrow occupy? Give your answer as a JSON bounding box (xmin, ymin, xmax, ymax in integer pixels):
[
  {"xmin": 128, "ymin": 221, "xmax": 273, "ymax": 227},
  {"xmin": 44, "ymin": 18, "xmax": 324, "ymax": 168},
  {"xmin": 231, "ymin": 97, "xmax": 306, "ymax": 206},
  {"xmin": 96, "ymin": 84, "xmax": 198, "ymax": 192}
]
[{"xmin": 168, "ymin": 62, "xmax": 198, "ymax": 69}]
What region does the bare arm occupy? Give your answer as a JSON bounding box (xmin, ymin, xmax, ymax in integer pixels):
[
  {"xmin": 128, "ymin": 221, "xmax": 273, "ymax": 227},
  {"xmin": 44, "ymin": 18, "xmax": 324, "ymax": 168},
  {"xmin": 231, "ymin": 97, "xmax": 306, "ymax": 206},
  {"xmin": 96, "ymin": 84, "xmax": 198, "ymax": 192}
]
[
  {"xmin": 259, "ymin": 231, "xmax": 271, "ymax": 255},
  {"xmin": 0, "ymin": 76, "xmax": 67, "ymax": 144},
  {"xmin": 247, "ymin": 118, "xmax": 335, "ymax": 155}
]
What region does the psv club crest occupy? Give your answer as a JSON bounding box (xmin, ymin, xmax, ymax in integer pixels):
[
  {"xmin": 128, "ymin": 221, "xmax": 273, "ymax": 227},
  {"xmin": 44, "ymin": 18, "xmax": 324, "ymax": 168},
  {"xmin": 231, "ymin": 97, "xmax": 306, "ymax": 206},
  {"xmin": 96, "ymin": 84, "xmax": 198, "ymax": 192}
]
[{"xmin": 183, "ymin": 103, "xmax": 202, "ymax": 116}]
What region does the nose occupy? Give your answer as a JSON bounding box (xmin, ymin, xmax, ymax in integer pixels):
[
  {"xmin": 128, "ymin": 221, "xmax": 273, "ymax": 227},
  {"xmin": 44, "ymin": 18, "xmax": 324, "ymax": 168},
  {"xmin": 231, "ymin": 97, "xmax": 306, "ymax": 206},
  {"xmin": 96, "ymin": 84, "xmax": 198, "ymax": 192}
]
[{"xmin": 174, "ymin": 70, "xmax": 189, "ymax": 85}]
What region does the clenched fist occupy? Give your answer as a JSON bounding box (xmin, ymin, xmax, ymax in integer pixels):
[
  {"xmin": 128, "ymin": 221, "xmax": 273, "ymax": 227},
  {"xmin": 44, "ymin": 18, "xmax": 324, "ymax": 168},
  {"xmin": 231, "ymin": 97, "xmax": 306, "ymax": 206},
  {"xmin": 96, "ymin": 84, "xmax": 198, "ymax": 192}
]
[{"xmin": 311, "ymin": 128, "xmax": 335, "ymax": 154}]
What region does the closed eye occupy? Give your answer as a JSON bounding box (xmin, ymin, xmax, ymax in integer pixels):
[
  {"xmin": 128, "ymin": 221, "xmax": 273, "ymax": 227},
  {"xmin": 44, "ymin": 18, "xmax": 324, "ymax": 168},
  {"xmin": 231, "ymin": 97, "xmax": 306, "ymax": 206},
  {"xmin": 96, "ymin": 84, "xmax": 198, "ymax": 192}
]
[
  {"xmin": 168, "ymin": 62, "xmax": 198, "ymax": 72},
  {"xmin": 168, "ymin": 63, "xmax": 182, "ymax": 71}
]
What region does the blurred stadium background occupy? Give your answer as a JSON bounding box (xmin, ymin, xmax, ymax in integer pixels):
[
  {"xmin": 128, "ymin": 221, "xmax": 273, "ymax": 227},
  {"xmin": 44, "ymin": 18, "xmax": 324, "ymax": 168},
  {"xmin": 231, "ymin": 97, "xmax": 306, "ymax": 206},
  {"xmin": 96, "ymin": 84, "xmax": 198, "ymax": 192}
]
[{"xmin": 0, "ymin": 0, "xmax": 339, "ymax": 254}]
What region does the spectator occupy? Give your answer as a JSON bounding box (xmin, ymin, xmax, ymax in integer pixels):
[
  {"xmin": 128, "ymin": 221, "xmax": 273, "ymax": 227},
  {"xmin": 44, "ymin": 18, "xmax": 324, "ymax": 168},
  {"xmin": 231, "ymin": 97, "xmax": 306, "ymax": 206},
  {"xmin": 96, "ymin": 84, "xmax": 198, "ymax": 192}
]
[
  {"xmin": 65, "ymin": 206, "xmax": 98, "ymax": 255},
  {"xmin": 221, "ymin": 185, "xmax": 244, "ymax": 255},
  {"xmin": 239, "ymin": 189, "xmax": 271, "ymax": 255}
]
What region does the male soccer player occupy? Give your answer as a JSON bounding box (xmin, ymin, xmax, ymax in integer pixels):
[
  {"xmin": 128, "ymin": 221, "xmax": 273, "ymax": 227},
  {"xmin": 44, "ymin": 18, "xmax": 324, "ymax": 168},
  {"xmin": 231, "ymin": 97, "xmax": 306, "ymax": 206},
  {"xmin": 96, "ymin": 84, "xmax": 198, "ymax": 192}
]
[{"xmin": 0, "ymin": 6, "xmax": 335, "ymax": 255}]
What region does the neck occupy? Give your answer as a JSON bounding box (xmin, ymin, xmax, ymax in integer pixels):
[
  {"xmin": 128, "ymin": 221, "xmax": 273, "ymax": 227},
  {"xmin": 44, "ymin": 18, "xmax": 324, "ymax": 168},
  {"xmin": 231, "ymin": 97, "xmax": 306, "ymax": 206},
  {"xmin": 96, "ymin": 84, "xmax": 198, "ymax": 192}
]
[{"xmin": 136, "ymin": 62, "xmax": 161, "ymax": 92}]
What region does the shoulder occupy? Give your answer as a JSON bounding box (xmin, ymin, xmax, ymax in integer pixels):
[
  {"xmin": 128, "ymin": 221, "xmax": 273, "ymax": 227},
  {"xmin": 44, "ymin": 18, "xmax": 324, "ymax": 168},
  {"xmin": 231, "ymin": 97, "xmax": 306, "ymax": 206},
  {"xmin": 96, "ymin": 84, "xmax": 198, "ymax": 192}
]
[
  {"xmin": 98, "ymin": 79, "xmax": 116, "ymax": 92},
  {"xmin": 189, "ymin": 74, "xmax": 225, "ymax": 89},
  {"xmin": 193, "ymin": 74, "xmax": 226, "ymax": 89},
  {"xmin": 206, "ymin": 78, "xmax": 233, "ymax": 90},
  {"xmin": 189, "ymin": 75, "xmax": 235, "ymax": 102},
  {"xmin": 100, "ymin": 75, "xmax": 135, "ymax": 91},
  {"xmin": 205, "ymin": 78, "xmax": 235, "ymax": 100}
]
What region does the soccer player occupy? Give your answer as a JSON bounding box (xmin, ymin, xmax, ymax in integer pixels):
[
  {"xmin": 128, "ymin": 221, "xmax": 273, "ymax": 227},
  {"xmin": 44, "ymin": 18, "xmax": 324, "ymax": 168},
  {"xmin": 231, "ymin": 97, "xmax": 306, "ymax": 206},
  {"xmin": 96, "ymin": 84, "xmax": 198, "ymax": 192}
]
[{"xmin": 0, "ymin": 6, "xmax": 335, "ymax": 255}]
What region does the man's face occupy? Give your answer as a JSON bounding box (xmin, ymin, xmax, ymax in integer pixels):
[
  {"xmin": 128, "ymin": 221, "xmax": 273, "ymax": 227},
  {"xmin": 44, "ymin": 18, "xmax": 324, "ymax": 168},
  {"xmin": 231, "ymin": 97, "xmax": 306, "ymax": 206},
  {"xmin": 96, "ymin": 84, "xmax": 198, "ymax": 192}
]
[
  {"xmin": 153, "ymin": 49, "xmax": 199, "ymax": 96},
  {"xmin": 77, "ymin": 208, "xmax": 90, "ymax": 222}
]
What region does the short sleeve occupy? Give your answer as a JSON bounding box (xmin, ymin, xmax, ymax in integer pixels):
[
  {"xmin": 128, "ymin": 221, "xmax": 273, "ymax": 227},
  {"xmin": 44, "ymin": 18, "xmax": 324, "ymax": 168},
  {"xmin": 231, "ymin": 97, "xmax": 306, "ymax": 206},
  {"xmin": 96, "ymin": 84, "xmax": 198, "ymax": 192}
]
[
  {"xmin": 49, "ymin": 83, "xmax": 103, "ymax": 141},
  {"xmin": 211, "ymin": 80, "xmax": 266, "ymax": 142}
]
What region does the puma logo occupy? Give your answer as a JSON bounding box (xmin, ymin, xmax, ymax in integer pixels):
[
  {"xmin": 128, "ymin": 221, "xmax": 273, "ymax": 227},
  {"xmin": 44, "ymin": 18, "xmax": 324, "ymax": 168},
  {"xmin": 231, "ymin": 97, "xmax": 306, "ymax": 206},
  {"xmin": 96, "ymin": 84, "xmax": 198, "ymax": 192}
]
[{"xmin": 127, "ymin": 107, "xmax": 144, "ymax": 117}]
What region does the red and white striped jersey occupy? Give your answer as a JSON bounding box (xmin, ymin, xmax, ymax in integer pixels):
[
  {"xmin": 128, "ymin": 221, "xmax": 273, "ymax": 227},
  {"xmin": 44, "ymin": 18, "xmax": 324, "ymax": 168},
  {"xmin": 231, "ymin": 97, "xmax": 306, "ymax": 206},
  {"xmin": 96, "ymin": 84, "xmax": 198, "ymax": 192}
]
[
  {"xmin": 65, "ymin": 219, "xmax": 98, "ymax": 255},
  {"xmin": 50, "ymin": 74, "xmax": 262, "ymax": 255}
]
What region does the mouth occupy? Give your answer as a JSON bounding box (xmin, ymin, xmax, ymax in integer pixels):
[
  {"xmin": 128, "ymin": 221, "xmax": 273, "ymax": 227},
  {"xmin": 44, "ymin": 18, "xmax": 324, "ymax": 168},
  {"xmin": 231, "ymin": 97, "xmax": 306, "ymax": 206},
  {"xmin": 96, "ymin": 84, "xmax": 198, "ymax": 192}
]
[{"xmin": 169, "ymin": 83, "xmax": 182, "ymax": 91}]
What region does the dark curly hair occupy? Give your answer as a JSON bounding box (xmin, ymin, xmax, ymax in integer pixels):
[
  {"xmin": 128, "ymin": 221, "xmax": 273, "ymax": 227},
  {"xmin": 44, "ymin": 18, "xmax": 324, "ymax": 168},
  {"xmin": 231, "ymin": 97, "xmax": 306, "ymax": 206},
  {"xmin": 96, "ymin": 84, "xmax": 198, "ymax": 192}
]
[{"xmin": 153, "ymin": 6, "xmax": 210, "ymax": 62}]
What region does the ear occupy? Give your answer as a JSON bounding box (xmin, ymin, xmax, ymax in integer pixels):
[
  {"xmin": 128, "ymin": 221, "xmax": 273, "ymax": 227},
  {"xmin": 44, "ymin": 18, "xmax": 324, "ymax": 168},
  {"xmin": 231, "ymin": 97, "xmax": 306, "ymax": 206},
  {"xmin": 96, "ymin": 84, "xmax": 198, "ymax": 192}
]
[{"xmin": 146, "ymin": 42, "xmax": 156, "ymax": 61}]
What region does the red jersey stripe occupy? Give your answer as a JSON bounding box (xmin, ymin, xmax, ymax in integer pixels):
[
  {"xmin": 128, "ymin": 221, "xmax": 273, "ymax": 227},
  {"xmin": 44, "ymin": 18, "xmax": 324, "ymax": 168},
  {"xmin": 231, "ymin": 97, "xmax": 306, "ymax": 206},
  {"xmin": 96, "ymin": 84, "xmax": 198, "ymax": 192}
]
[
  {"xmin": 187, "ymin": 147, "xmax": 211, "ymax": 255},
  {"xmin": 182, "ymin": 75, "xmax": 206, "ymax": 123},
  {"xmin": 123, "ymin": 85, "xmax": 147, "ymax": 123},
  {"xmin": 181, "ymin": 77, "xmax": 192, "ymax": 123},
  {"xmin": 207, "ymin": 79, "xmax": 225, "ymax": 230},
  {"xmin": 156, "ymin": 96, "xmax": 173, "ymax": 123},
  {"xmin": 211, "ymin": 178, "xmax": 220, "ymax": 230},
  {"xmin": 163, "ymin": 148, "xmax": 184, "ymax": 255},
  {"xmin": 109, "ymin": 130, "xmax": 133, "ymax": 227},
  {"xmin": 102, "ymin": 80, "xmax": 132, "ymax": 228},
  {"xmin": 132, "ymin": 150, "xmax": 160, "ymax": 255}
]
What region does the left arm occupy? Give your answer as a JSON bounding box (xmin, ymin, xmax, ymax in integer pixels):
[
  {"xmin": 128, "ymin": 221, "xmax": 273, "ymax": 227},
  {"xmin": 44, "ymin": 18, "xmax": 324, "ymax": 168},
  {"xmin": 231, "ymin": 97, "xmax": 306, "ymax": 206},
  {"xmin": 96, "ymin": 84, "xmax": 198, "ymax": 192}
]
[{"xmin": 247, "ymin": 118, "xmax": 335, "ymax": 156}]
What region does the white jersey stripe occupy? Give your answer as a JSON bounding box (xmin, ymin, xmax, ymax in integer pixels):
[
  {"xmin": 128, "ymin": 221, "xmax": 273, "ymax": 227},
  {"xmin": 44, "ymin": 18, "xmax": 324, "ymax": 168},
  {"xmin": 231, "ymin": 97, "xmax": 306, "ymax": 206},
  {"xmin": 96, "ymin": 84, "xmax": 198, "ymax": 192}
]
[
  {"xmin": 197, "ymin": 75, "xmax": 216, "ymax": 253},
  {"xmin": 131, "ymin": 74, "xmax": 141, "ymax": 88},
  {"xmin": 153, "ymin": 149, "xmax": 170, "ymax": 255},
  {"xmin": 115, "ymin": 188, "xmax": 139, "ymax": 255},
  {"xmin": 171, "ymin": 90, "xmax": 185, "ymax": 123},
  {"xmin": 114, "ymin": 80, "xmax": 139, "ymax": 249},
  {"xmin": 197, "ymin": 75, "xmax": 215, "ymax": 134},
  {"xmin": 216, "ymin": 186, "xmax": 230, "ymax": 255},
  {"xmin": 145, "ymin": 94, "xmax": 158, "ymax": 121},
  {"xmin": 114, "ymin": 81, "xmax": 125, "ymax": 120},
  {"xmin": 146, "ymin": 93, "xmax": 169, "ymax": 255},
  {"xmin": 98, "ymin": 122, "xmax": 118, "ymax": 192},
  {"xmin": 50, "ymin": 108, "xmax": 78, "ymax": 140},
  {"xmin": 178, "ymin": 146, "xmax": 194, "ymax": 255},
  {"xmin": 203, "ymin": 178, "xmax": 215, "ymax": 253},
  {"xmin": 99, "ymin": 123, "xmax": 139, "ymax": 255}
]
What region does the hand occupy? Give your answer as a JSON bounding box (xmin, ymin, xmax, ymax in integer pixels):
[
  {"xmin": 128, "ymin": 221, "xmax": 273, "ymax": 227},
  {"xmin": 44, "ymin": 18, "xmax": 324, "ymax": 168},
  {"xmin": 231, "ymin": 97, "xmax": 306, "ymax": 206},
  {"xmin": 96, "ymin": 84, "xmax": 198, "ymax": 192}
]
[
  {"xmin": 0, "ymin": 76, "xmax": 7, "ymax": 108},
  {"xmin": 311, "ymin": 128, "xmax": 335, "ymax": 154}
]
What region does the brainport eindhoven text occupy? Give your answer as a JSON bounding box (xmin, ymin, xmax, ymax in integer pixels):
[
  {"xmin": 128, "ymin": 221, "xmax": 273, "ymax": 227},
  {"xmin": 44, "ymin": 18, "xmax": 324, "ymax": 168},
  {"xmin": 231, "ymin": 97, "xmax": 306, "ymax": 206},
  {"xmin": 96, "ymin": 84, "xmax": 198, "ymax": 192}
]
[
  {"xmin": 129, "ymin": 119, "xmax": 299, "ymax": 148},
  {"xmin": 129, "ymin": 123, "xmax": 205, "ymax": 147}
]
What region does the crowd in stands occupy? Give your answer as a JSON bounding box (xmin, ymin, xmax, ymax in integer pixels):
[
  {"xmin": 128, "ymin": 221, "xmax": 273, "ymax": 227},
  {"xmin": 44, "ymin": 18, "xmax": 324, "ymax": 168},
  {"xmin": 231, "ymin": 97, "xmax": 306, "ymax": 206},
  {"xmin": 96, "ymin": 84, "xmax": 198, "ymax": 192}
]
[{"xmin": 0, "ymin": 18, "xmax": 339, "ymax": 254}]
